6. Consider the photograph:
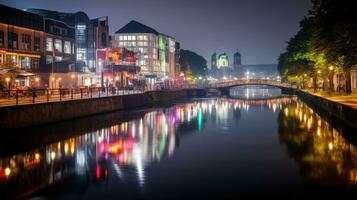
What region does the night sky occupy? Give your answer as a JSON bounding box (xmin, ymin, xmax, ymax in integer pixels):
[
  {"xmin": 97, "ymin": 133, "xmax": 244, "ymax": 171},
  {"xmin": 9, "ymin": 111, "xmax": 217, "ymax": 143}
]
[{"xmin": 0, "ymin": 0, "xmax": 311, "ymax": 65}]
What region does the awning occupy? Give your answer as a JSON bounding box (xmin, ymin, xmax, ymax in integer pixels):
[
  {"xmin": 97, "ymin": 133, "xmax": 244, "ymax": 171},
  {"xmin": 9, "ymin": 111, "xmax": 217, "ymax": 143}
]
[
  {"xmin": 104, "ymin": 65, "xmax": 141, "ymax": 74},
  {"xmin": 0, "ymin": 69, "xmax": 35, "ymax": 77}
]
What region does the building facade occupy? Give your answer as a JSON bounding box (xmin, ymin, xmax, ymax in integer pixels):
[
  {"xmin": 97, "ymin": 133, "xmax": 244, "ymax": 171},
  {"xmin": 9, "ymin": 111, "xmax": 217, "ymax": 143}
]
[
  {"xmin": 112, "ymin": 20, "xmax": 179, "ymax": 83},
  {"xmin": 92, "ymin": 16, "xmax": 109, "ymax": 50},
  {"xmin": 26, "ymin": 9, "xmax": 97, "ymax": 72},
  {"xmin": 0, "ymin": 4, "xmax": 44, "ymax": 88}
]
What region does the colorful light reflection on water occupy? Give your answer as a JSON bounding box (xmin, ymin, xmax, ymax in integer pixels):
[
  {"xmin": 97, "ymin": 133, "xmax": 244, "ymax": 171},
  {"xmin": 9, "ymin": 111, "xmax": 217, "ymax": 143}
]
[{"xmin": 0, "ymin": 94, "xmax": 357, "ymax": 199}]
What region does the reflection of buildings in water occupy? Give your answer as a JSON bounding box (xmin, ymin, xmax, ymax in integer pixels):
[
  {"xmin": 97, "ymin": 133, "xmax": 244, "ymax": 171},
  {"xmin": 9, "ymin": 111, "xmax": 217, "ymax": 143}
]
[
  {"xmin": 278, "ymin": 100, "xmax": 357, "ymax": 187},
  {"xmin": 0, "ymin": 96, "xmax": 296, "ymax": 199}
]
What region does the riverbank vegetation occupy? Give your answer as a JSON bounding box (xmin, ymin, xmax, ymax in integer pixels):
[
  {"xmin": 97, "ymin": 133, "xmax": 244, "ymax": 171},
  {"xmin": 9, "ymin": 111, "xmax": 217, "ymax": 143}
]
[{"xmin": 278, "ymin": 0, "xmax": 357, "ymax": 94}]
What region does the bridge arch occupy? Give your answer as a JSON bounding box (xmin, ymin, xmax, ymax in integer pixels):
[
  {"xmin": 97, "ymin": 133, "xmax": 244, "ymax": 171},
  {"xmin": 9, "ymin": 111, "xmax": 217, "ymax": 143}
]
[{"xmin": 211, "ymin": 79, "xmax": 296, "ymax": 96}]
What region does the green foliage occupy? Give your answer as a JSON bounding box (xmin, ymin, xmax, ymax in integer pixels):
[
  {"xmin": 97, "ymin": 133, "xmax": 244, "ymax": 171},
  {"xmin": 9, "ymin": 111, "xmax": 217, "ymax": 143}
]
[{"xmin": 179, "ymin": 49, "xmax": 207, "ymax": 76}]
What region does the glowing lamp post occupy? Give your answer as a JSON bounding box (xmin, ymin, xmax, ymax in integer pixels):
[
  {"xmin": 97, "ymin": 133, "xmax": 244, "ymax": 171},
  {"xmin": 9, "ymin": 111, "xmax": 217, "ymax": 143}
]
[
  {"xmin": 328, "ymin": 66, "xmax": 334, "ymax": 95},
  {"xmin": 58, "ymin": 77, "xmax": 62, "ymax": 88},
  {"xmin": 5, "ymin": 77, "xmax": 10, "ymax": 90},
  {"xmin": 71, "ymin": 74, "xmax": 76, "ymax": 88},
  {"xmin": 35, "ymin": 77, "xmax": 40, "ymax": 88},
  {"xmin": 51, "ymin": 77, "xmax": 55, "ymax": 89}
]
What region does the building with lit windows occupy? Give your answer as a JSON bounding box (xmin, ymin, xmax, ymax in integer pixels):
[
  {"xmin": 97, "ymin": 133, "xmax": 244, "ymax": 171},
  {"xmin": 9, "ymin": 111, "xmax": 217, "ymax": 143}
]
[
  {"xmin": 26, "ymin": 9, "xmax": 97, "ymax": 71},
  {"xmin": 42, "ymin": 18, "xmax": 76, "ymax": 88},
  {"xmin": 26, "ymin": 9, "xmax": 110, "ymax": 87},
  {"xmin": 112, "ymin": 20, "xmax": 179, "ymax": 85},
  {"xmin": 0, "ymin": 4, "xmax": 44, "ymax": 88}
]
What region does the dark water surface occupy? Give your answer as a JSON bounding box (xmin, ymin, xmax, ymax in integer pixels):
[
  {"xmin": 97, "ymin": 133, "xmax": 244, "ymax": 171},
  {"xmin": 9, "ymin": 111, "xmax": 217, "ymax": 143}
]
[{"xmin": 1, "ymin": 86, "xmax": 357, "ymax": 199}]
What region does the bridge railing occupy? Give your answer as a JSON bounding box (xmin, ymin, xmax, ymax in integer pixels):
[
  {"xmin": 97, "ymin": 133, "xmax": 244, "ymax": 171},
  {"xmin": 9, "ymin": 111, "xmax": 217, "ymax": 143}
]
[{"xmin": 211, "ymin": 79, "xmax": 296, "ymax": 89}]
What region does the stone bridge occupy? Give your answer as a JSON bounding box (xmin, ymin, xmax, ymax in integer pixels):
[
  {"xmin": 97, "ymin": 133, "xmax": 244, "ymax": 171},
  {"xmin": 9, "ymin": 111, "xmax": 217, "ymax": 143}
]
[{"xmin": 209, "ymin": 79, "xmax": 297, "ymax": 96}]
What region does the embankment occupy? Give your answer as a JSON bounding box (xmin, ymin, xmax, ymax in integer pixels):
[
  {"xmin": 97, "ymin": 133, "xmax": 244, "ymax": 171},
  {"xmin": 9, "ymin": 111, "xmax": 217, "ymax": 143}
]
[
  {"xmin": 0, "ymin": 89, "xmax": 206, "ymax": 130},
  {"xmin": 297, "ymin": 90, "xmax": 357, "ymax": 130}
]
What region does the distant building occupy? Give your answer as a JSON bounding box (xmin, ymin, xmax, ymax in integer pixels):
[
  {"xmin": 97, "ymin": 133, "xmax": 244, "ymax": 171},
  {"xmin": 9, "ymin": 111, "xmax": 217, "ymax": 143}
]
[
  {"xmin": 112, "ymin": 20, "xmax": 180, "ymax": 83},
  {"xmin": 233, "ymin": 50, "xmax": 241, "ymax": 69},
  {"xmin": 211, "ymin": 52, "xmax": 229, "ymax": 69}
]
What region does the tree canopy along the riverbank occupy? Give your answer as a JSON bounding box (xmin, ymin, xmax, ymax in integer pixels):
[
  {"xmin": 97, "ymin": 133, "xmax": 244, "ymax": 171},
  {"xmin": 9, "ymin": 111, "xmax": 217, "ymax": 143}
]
[{"xmin": 278, "ymin": 0, "xmax": 357, "ymax": 94}]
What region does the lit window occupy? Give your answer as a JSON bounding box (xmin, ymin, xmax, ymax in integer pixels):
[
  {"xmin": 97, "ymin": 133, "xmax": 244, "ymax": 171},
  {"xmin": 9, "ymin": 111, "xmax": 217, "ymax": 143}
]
[
  {"xmin": 46, "ymin": 55, "xmax": 53, "ymax": 64},
  {"xmin": 143, "ymin": 35, "xmax": 148, "ymax": 40},
  {"xmin": 76, "ymin": 48, "xmax": 86, "ymax": 61},
  {"xmin": 132, "ymin": 35, "xmax": 136, "ymax": 40},
  {"xmin": 132, "ymin": 41, "xmax": 136, "ymax": 46},
  {"xmin": 123, "ymin": 35, "xmax": 127, "ymax": 40},
  {"xmin": 64, "ymin": 41, "xmax": 71, "ymax": 54},
  {"xmin": 46, "ymin": 37, "xmax": 53, "ymax": 51},
  {"xmin": 119, "ymin": 35, "xmax": 123, "ymax": 40},
  {"xmin": 20, "ymin": 57, "xmax": 30, "ymax": 69},
  {"xmin": 34, "ymin": 37, "xmax": 41, "ymax": 51},
  {"xmin": 55, "ymin": 56, "xmax": 62, "ymax": 62},
  {"xmin": 128, "ymin": 35, "xmax": 132, "ymax": 40},
  {"xmin": 54, "ymin": 39, "xmax": 62, "ymax": 52}
]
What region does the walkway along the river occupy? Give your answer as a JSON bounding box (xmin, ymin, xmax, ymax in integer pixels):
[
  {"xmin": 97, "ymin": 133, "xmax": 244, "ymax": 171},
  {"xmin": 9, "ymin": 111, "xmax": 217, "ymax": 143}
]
[{"xmin": 0, "ymin": 89, "xmax": 206, "ymax": 130}]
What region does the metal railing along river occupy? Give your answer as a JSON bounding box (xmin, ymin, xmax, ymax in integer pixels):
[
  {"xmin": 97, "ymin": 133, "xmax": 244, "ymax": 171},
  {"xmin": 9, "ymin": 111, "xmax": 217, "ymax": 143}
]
[
  {"xmin": 0, "ymin": 84, "xmax": 208, "ymax": 107},
  {"xmin": 0, "ymin": 80, "xmax": 294, "ymax": 107}
]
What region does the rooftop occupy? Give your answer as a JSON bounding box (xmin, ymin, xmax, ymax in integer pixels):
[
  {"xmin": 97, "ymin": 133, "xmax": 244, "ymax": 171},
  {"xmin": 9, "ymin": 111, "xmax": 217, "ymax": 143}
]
[{"xmin": 115, "ymin": 20, "xmax": 159, "ymax": 35}]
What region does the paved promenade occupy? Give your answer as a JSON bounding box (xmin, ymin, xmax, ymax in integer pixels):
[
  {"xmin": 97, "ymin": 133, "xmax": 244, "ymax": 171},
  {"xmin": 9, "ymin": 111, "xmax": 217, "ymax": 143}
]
[
  {"xmin": 305, "ymin": 90, "xmax": 357, "ymax": 109},
  {"xmin": 0, "ymin": 89, "xmax": 142, "ymax": 107}
]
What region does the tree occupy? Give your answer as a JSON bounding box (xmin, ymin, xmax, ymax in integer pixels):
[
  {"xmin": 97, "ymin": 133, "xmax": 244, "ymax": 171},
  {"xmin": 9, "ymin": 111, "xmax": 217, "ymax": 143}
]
[
  {"xmin": 278, "ymin": 17, "xmax": 326, "ymax": 91},
  {"xmin": 179, "ymin": 49, "xmax": 207, "ymax": 77},
  {"xmin": 311, "ymin": 0, "xmax": 357, "ymax": 94}
]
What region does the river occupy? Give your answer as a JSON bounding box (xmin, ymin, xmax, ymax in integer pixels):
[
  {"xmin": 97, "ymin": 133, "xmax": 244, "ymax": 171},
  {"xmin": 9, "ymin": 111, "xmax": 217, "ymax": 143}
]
[{"xmin": 1, "ymin": 86, "xmax": 357, "ymax": 199}]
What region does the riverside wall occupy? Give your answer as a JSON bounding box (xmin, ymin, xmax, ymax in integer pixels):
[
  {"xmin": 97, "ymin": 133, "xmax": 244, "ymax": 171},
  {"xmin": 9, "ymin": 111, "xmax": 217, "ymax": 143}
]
[
  {"xmin": 297, "ymin": 91, "xmax": 357, "ymax": 129},
  {"xmin": 0, "ymin": 89, "xmax": 206, "ymax": 130}
]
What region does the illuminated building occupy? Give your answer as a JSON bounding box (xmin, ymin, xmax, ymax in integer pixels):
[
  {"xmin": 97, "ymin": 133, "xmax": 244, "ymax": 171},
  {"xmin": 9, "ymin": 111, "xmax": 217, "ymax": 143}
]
[
  {"xmin": 112, "ymin": 20, "xmax": 180, "ymax": 85},
  {"xmin": 26, "ymin": 9, "xmax": 96, "ymax": 70},
  {"xmin": 41, "ymin": 18, "xmax": 76, "ymax": 88},
  {"xmin": 0, "ymin": 4, "xmax": 44, "ymax": 88},
  {"xmin": 211, "ymin": 52, "xmax": 229, "ymax": 69},
  {"xmin": 96, "ymin": 47, "xmax": 140, "ymax": 87},
  {"xmin": 26, "ymin": 9, "xmax": 109, "ymax": 87}
]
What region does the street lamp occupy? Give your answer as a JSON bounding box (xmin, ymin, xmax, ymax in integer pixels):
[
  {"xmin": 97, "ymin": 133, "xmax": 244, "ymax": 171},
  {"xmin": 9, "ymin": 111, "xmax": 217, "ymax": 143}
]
[
  {"xmin": 328, "ymin": 66, "xmax": 334, "ymax": 95},
  {"xmin": 71, "ymin": 74, "xmax": 76, "ymax": 88},
  {"xmin": 35, "ymin": 77, "xmax": 40, "ymax": 88},
  {"xmin": 5, "ymin": 77, "xmax": 10, "ymax": 90},
  {"xmin": 58, "ymin": 77, "xmax": 62, "ymax": 88}
]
